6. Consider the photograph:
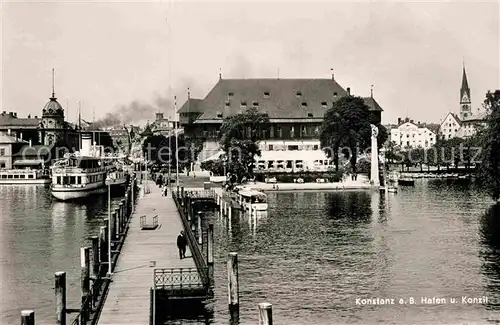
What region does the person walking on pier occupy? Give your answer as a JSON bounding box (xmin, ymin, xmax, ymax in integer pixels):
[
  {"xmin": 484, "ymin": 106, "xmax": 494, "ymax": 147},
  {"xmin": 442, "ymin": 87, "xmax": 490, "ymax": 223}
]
[{"xmin": 177, "ymin": 231, "xmax": 187, "ymax": 259}]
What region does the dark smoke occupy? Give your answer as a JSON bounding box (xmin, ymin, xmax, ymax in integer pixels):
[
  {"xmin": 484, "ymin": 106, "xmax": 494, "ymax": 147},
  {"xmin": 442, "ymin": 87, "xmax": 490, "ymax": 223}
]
[
  {"xmin": 92, "ymin": 79, "xmax": 205, "ymax": 129},
  {"xmin": 92, "ymin": 100, "xmax": 162, "ymax": 129}
]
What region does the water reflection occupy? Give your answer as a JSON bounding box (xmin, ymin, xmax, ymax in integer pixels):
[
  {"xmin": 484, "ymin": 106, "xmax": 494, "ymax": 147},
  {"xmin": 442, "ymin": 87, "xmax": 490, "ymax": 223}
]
[{"xmin": 479, "ymin": 203, "xmax": 500, "ymax": 309}]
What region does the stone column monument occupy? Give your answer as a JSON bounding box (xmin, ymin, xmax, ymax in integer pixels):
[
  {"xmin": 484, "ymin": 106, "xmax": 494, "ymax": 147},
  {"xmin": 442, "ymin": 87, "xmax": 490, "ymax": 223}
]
[{"xmin": 370, "ymin": 124, "xmax": 380, "ymax": 187}]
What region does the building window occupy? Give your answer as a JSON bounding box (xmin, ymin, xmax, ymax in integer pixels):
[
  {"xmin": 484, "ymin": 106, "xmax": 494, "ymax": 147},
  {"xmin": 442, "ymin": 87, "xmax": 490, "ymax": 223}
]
[
  {"xmin": 313, "ymin": 145, "xmax": 319, "ymax": 150},
  {"xmin": 301, "ymin": 102, "xmax": 307, "ymax": 107},
  {"xmin": 288, "ymin": 145, "xmax": 299, "ymax": 151},
  {"xmin": 269, "ymin": 145, "xmax": 274, "ymax": 151},
  {"xmin": 321, "ymin": 102, "xmax": 327, "ymax": 107},
  {"xmin": 296, "ymin": 91, "xmax": 302, "ymax": 97},
  {"xmin": 277, "ymin": 126, "xmax": 282, "ymax": 138},
  {"xmin": 264, "ymin": 92, "xmax": 270, "ymax": 98},
  {"xmin": 225, "ymin": 101, "xmax": 230, "ymax": 106},
  {"xmin": 253, "ymin": 101, "xmax": 259, "ymax": 107},
  {"xmin": 301, "ymin": 125, "xmax": 307, "ymax": 136},
  {"xmin": 290, "ymin": 126, "xmax": 295, "ymax": 138},
  {"xmin": 228, "ymin": 92, "xmax": 234, "ymax": 97},
  {"xmin": 270, "ymin": 126, "xmax": 275, "ymax": 138},
  {"xmin": 217, "ymin": 112, "xmax": 223, "ymax": 118},
  {"xmin": 241, "ymin": 101, "xmax": 247, "ymax": 107},
  {"xmin": 307, "ymin": 113, "xmax": 313, "ymax": 118},
  {"xmin": 0, "ymin": 149, "xmax": 4, "ymax": 156},
  {"xmin": 334, "ymin": 92, "xmax": 338, "ymax": 96}
]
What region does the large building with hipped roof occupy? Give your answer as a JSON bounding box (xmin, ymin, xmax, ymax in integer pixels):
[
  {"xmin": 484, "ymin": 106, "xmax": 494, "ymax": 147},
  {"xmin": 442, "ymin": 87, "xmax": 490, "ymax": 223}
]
[{"xmin": 178, "ymin": 74, "xmax": 383, "ymax": 171}]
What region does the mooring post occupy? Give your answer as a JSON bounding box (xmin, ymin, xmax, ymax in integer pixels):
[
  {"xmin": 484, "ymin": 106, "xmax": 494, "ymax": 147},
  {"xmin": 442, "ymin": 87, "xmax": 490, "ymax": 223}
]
[
  {"xmin": 99, "ymin": 225, "xmax": 107, "ymax": 276},
  {"xmin": 119, "ymin": 202, "xmax": 124, "ymax": 233},
  {"xmin": 115, "ymin": 207, "xmax": 121, "ymax": 237},
  {"xmin": 110, "ymin": 211, "xmax": 117, "ymax": 242},
  {"xmin": 80, "ymin": 247, "xmax": 90, "ymax": 323},
  {"xmin": 197, "ymin": 213, "xmax": 203, "ymax": 245},
  {"xmin": 228, "ymin": 206, "xmax": 232, "ymax": 219},
  {"xmin": 187, "ymin": 200, "xmax": 192, "ymax": 222},
  {"xmin": 90, "ymin": 236, "xmax": 99, "ymax": 277},
  {"xmin": 227, "ymin": 252, "xmax": 239, "ymax": 307},
  {"xmin": 180, "ymin": 186, "xmax": 184, "ymax": 199},
  {"xmin": 207, "ymin": 224, "xmax": 214, "ymax": 286},
  {"xmin": 55, "ymin": 271, "xmax": 66, "ymax": 325},
  {"xmin": 21, "ymin": 310, "xmax": 35, "ymax": 325},
  {"xmin": 103, "ymin": 224, "xmax": 110, "ymax": 273},
  {"xmin": 258, "ymin": 303, "xmax": 273, "ymax": 325}
]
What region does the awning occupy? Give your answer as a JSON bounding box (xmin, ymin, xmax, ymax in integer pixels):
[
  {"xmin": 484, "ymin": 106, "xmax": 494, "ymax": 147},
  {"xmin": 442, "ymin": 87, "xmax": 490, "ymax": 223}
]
[
  {"xmin": 13, "ymin": 159, "xmax": 44, "ymax": 166},
  {"xmin": 201, "ymin": 151, "xmax": 224, "ymax": 163}
]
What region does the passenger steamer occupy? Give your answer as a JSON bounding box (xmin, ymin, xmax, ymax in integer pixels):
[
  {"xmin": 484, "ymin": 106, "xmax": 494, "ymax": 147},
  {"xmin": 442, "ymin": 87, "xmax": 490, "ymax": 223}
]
[
  {"xmin": 0, "ymin": 168, "xmax": 51, "ymax": 185},
  {"xmin": 50, "ymin": 134, "xmax": 107, "ymax": 201},
  {"xmin": 104, "ymin": 156, "xmax": 129, "ymax": 191}
]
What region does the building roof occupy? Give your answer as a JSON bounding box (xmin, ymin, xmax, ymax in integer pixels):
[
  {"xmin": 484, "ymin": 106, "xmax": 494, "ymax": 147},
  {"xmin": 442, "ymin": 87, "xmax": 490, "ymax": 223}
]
[
  {"xmin": 0, "ymin": 133, "xmax": 27, "ymax": 144},
  {"xmin": 422, "ymin": 123, "xmax": 440, "ymax": 134},
  {"xmin": 42, "ymin": 96, "xmax": 64, "ymax": 118},
  {"xmin": 462, "ymin": 110, "xmax": 488, "ymax": 122},
  {"xmin": 13, "ymin": 145, "xmax": 52, "ymax": 157},
  {"xmin": 0, "ymin": 112, "xmax": 40, "ymax": 127},
  {"xmin": 178, "ymin": 78, "xmax": 381, "ymax": 120},
  {"xmin": 441, "ymin": 112, "xmax": 462, "ymax": 126},
  {"xmin": 362, "ymin": 97, "xmax": 383, "ymax": 112}
]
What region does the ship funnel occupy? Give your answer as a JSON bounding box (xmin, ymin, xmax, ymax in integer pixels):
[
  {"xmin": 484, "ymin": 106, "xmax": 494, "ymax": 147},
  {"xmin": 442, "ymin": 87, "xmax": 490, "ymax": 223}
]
[{"xmin": 81, "ymin": 133, "xmax": 92, "ymax": 156}]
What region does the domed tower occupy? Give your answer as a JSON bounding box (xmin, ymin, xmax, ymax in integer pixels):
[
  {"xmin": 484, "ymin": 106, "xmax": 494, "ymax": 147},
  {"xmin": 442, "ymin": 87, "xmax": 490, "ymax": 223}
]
[{"xmin": 41, "ymin": 69, "xmax": 65, "ymax": 146}]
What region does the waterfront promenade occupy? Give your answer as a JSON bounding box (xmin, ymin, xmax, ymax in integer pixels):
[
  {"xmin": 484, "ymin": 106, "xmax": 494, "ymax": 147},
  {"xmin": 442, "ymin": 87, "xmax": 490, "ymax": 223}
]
[{"xmin": 98, "ymin": 180, "xmax": 195, "ymax": 325}]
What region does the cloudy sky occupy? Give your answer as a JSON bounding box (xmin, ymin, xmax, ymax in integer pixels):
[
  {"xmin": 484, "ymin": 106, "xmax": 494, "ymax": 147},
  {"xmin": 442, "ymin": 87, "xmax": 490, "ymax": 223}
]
[{"xmin": 1, "ymin": 0, "xmax": 499, "ymax": 125}]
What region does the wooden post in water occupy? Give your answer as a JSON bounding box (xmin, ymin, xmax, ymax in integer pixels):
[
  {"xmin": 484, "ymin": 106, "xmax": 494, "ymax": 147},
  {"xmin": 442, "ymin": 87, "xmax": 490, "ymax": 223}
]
[
  {"xmin": 99, "ymin": 225, "xmax": 107, "ymax": 276},
  {"xmin": 180, "ymin": 186, "xmax": 184, "ymax": 199},
  {"xmin": 197, "ymin": 213, "xmax": 202, "ymax": 245},
  {"xmin": 111, "ymin": 211, "xmax": 117, "ymax": 241},
  {"xmin": 90, "ymin": 236, "xmax": 99, "ymax": 277},
  {"xmin": 103, "ymin": 224, "xmax": 110, "ymax": 273},
  {"xmin": 115, "ymin": 207, "xmax": 122, "ymax": 237},
  {"xmin": 228, "ymin": 206, "xmax": 232, "ymax": 220},
  {"xmin": 80, "ymin": 247, "xmax": 90, "ymax": 323},
  {"xmin": 227, "ymin": 252, "xmax": 239, "ymax": 306},
  {"xmin": 258, "ymin": 303, "xmax": 273, "ymax": 325},
  {"xmin": 228, "ymin": 252, "xmax": 239, "ymax": 323},
  {"xmin": 21, "ymin": 310, "xmax": 35, "ymax": 325},
  {"xmin": 207, "ymin": 224, "xmax": 214, "ymax": 286},
  {"xmin": 119, "ymin": 202, "xmax": 124, "ymax": 233},
  {"xmin": 54, "ymin": 271, "xmax": 66, "ymax": 325}
]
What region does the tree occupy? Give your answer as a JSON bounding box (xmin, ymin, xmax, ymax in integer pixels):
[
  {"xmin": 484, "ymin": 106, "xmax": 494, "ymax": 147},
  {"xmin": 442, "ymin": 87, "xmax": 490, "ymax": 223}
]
[
  {"xmin": 477, "ymin": 90, "xmax": 500, "ymax": 201},
  {"xmin": 320, "ymin": 96, "xmax": 388, "ymax": 174},
  {"xmin": 218, "ymin": 107, "xmax": 270, "ymax": 183}
]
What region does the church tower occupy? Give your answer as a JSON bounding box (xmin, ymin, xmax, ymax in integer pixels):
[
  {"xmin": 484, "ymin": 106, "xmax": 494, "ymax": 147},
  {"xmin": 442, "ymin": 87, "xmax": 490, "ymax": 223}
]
[
  {"xmin": 460, "ymin": 63, "xmax": 472, "ymax": 120},
  {"xmin": 41, "ymin": 69, "xmax": 65, "ymax": 146}
]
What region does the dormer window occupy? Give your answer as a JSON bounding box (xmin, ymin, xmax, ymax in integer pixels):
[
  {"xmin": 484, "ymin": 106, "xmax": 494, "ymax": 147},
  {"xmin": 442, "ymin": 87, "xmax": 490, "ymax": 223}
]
[
  {"xmin": 321, "ymin": 101, "xmax": 327, "ymax": 107},
  {"xmin": 240, "ymin": 101, "xmax": 247, "ymax": 108},
  {"xmin": 264, "ymin": 92, "xmax": 270, "ymax": 98},
  {"xmin": 307, "ymin": 113, "xmax": 313, "ymax": 118},
  {"xmin": 301, "ymin": 102, "xmax": 307, "ymax": 107},
  {"xmin": 228, "ymin": 92, "xmax": 234, "ymax": 97},
  {"xmin": 216, "ymin": 112, "xmax": 223, "ymax": 118},
  {"xmin": 296, "ymin": 91, "xmax": 302, "ymax": 97},
  {"xmin": 225, "ymin": 101, "xmax": 230, "ymax": 106},
  {"xmin": 333, "ymin": 92, "xmax": 338, "ymax": 96},
  {"xmin": 253, "ymin": 101, "xmax": 259, "ymax": 107}
]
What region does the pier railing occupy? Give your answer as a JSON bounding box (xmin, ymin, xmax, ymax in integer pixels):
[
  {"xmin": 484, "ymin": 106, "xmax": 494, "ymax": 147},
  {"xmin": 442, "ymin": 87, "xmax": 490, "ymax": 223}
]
[{"xmin": 154, "ymin": 267, "xmax": 208, "ymax": 289}]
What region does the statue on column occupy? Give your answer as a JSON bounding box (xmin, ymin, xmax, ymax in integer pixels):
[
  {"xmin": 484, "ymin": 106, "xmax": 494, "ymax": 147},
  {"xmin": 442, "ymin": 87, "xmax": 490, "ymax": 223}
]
[{"xmin": 371, "ymin": 124, "xmax": 379, "ymax": 138}]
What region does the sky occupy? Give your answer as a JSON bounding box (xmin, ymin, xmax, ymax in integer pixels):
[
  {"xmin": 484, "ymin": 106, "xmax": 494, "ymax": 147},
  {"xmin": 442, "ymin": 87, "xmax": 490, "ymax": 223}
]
[{"xmin": 1, "ymin": 0, "xmax": 499, "ymax": 126}]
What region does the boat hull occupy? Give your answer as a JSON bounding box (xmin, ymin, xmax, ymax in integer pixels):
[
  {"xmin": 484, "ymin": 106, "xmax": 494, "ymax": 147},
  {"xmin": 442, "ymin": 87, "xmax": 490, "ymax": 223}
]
[
  {"xmin": 51, "ymin": 183, "xmax": 107, "ymax": 201},
  {"xmin": 398, "ymin": 179, "xmax": 415, "ymax": 186},
  {"xmin": 246, "ymin": 203, "xmax": 268, "ymax": 211}
]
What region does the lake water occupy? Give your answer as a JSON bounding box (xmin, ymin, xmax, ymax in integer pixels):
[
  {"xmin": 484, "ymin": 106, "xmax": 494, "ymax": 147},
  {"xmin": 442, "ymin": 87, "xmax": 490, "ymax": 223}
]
[{"xmin": 1, "ymin": 180, "xmax": 500, "ymax": 324}]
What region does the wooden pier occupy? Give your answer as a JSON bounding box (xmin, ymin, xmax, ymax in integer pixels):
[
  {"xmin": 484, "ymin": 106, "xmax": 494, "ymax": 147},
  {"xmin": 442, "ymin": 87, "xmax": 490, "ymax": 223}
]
[{"xmin": 97, "ymin": 181, "xmax": 202, "ymax": 325}]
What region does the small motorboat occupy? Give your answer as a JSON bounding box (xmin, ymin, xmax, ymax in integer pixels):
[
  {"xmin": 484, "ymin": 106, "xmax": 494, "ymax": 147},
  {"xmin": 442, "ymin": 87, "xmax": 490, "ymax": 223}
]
[{"xmin": 398, "ymin": 178, "xmax": 415, "ymax": 186}]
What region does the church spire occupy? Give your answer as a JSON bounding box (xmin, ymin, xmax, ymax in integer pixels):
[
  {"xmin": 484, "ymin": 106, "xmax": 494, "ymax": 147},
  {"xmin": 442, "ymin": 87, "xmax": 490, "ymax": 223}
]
[{"xmin": 461, "ymin": 62, "xmax": 469, "ymax": 92}]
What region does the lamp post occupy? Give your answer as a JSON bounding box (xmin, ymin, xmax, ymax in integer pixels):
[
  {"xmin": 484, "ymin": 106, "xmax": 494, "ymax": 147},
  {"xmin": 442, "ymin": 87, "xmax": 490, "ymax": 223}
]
[
  {"xmin": 222, "ymin": 154, "xmax": 228, "ymax": 180},
  {"xmin": 106, "ymin": 174, "xmax": 112, "ymax": 276}
]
